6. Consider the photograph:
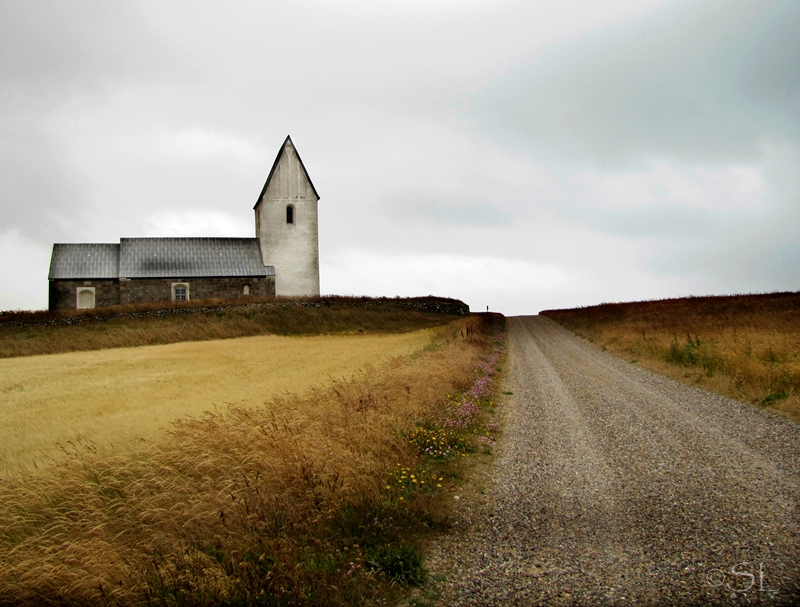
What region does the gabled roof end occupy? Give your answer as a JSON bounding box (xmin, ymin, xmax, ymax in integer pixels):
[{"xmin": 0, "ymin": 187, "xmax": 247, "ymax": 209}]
[{"xmin": 253, "ymin": 135, "xmax": 320, "ymax": 209}]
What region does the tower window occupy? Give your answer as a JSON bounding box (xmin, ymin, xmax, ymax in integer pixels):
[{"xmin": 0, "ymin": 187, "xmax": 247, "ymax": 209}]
[{"xmin": 286, "ymin": 205, "xmax": 295, "ymax": 224}]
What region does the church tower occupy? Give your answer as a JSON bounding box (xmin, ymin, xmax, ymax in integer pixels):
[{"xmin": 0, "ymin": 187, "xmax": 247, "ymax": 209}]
[{"xmin": 254, "ymin": 136, "xmax": 320, "ymax": 296}]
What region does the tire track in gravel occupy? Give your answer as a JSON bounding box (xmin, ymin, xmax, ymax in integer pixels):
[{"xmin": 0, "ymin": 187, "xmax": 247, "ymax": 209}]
[{"xmin": 426, "ymin": 316, "xmax": 800, "ymax": 606}]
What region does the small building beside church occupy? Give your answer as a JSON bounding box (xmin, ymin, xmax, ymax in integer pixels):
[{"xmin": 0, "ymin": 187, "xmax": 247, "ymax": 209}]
[{"xmin": 48, "ymin": 135, "xmax": 320, "ymax": 311}]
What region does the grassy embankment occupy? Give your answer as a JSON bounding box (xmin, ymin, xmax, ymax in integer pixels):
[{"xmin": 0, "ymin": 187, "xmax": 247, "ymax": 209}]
[
  {"xmin": 0, "ymin": 303, "xmax": 506, "ymax": 605},
  {"xmin": 541, "ymin": 292, "xmax": 800, "ymax": 420},
  {"xmin": 0, "ymin": 295, "xmax": 462, "ymax": 358}
]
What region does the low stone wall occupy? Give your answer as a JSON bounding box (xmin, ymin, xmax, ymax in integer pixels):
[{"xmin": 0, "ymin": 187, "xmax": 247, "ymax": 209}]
[
  {"xmin": 3, "ymin": 296, "xmax": 470, "ymax": 328},
  {"xmin": 348, "ymin": 297, "xmax": 471, "ymax": 316}
]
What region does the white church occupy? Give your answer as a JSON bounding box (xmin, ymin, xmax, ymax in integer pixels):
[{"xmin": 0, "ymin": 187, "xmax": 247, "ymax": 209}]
[{"xmin": 47, "ymin": 136, "xmax": 320, "ymax": 311}]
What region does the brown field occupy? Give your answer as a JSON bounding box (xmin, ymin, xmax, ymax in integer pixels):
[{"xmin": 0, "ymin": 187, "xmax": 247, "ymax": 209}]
[
  {"xmin": 0, "ymin": 295, "xmax": 462, "ymax": 358},
  {"xmin": 0, "ymin": 331, "xmax": 435, "ymax": 470},
  {"xmin": 0, "ymin": 312, "xmax": 506, "ymax": 606},
  {"xmin": 541, "ymin": 292, "xmax": 800, "ymax": 420}
]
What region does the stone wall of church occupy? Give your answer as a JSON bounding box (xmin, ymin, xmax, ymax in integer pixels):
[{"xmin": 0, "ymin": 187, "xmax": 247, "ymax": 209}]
[
  {"xmin": 49, "ymin": 279, "xmax": 120, "ymax": 311},
  {"xmin": 119, "ymin": 276, "xmax": 275, "ymax": 304},
  {"xmin": 48, "ymin": 276, "xmax": 275, "ymax": 310}
]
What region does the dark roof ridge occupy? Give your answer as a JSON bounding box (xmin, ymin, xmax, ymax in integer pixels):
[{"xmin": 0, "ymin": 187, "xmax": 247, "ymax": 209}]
[
  {"xmin": 253, "ymin": 135, "xmax": 320, "ymax": 209},
  {"xmin": 53, "ymin": 238, "xmax": 263, "ymax": 243}
]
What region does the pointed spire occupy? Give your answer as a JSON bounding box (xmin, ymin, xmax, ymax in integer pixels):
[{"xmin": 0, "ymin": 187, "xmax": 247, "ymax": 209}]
[{"xmin": 254, "ymin": 135, "xmax": 319, "ymax": 208}]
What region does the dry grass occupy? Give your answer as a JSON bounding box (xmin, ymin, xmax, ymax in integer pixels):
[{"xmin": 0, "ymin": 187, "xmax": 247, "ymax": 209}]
[
  {"xmin": 0, "ymin": 296, "xmax": 463, "ymax": 359},
  {"xmin": 0, "ymin": 331, "xmax": 434, "ymax": 470},
  {"xmin": 0, "ymin": 314, "xmax": 505, "ymax": 606},
  {"xmin": 541, "ymin": 292, "xmax": 800, "ymax": 420}
]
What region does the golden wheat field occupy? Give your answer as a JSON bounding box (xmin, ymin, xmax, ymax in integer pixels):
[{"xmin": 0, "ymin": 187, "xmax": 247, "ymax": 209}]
[
  {"xmin": 0, "ymin": 330, "xmax": 434, "ymax": 469},
  {"xmin": 0, "ymin": 314, "xmax": 504, "ymax": 606}
]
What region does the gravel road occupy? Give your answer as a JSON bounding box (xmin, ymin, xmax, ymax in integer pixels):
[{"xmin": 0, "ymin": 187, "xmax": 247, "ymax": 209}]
[{"xmin": 426, "ymin": 316, "xmax": 800, "ymax": 606}]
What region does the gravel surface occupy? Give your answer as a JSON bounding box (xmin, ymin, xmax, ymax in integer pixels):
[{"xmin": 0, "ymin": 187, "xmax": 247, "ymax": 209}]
[{"xmin": 425, "ymin": 316, "xmax": 800, "ymax": 606}]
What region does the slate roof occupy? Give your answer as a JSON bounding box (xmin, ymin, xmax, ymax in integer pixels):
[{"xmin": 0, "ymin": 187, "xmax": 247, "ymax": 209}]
[
  {"xmin": 119, "ymin": 238, "xmax": 270, "ymax": 278},
  {"xmin": 49, "ymin": 238, "xmax": 274, "ymax": 279},
  {"xmin": 48, "ymin": 243, "xmax": 120, "ymax": 279},
  {"xmin": 254, "ymin": 135, "xmax": 320, "ymax": 208}
]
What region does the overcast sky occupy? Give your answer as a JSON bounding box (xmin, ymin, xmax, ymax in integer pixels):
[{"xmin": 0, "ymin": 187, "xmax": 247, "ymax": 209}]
[{"xmin": 1, "ymin": 0, "xmax": 798, "ymax": 315}]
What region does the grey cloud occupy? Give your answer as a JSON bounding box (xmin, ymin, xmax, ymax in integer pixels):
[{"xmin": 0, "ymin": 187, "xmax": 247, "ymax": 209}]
[
  {"xmin": 646, "ymin": 186, "xmax": 800, "ymax": 290},
  {"xmin": 471, "ymin": 0, "xmax": 800, "ymax": 166},
  {"xmin": 0, "ymin": 132, "xmax": 82, "ymax": 241},
  {"xmin": 585, "ymin": 206, "xmax": 725, "ymax": 239},
  {"xmin": 418, "ymin": 202, "xmax": 512, "ymax": 227},
  {"xmin": 0, "ymin": 2, "xmax": 174, "ymax": 106},
  {"xmin": 0, "ymin": 1, "xmax": 183, "ymax": 242},
  {"xmin": 1, "ymin": 0, "xmax": 797, "ymax": 311}
]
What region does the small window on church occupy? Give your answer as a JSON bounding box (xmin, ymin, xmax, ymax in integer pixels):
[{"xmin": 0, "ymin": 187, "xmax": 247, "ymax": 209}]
[
  {"xmin": 286, "ymin": 205, "xmax": 295, "ymax": 224},
  {"xmin": 172, "ymin": 283, "xmax": 189, "ymax": 301},
  {"xmin": 243, "ymin": 284, "xmax": 250, "ymax": 295}
]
